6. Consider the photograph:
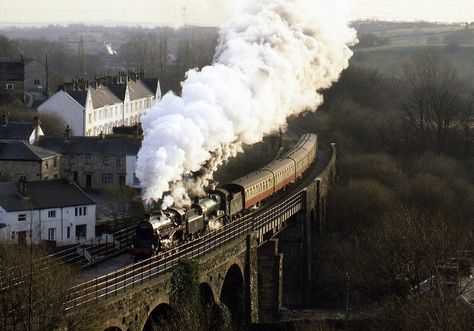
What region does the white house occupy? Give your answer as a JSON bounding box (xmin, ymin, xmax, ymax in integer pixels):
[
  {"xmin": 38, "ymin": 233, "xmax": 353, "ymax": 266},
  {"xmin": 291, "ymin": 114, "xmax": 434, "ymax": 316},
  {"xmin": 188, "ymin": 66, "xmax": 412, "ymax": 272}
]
[
  {"xmin": 0, "ymin": 179, "xmax": 96, "ymax": 246},
  {"xmin": 37, "ymin": 73, "xmax": 161, "ymax": 137}
]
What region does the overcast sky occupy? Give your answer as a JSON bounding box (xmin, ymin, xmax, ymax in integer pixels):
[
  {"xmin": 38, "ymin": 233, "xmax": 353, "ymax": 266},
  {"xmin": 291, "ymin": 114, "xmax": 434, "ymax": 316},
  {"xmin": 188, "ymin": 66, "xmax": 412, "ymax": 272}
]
[{"xmin": 0, "ymin": 0, "xmax": 472, "ymax": 26}]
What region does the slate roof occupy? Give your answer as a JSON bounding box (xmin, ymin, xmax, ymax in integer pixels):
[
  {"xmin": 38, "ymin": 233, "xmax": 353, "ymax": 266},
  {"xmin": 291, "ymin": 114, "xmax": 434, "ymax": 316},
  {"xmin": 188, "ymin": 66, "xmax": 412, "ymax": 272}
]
[
  {"xmin": 90, "ymin": 85, "xmax": 122, "ymax": 108},
  {"xmin": 67, "ymin": 90, "xmax": 88, "ymax": 108},
  {"xmin": 0, "ymin": 179, "xmax": 95, "ymax": 212},
  {"xmin": 36, "ymin": 136, "xmax": 141, "ymax": 155},
  {"xmin": 106, "ymin": 83, "xmax": 127, "ymax": 101},
  {"xmin": 127, "ymin": 80, "xmax": 153, "ymax": 101},
  {"xmin": 0, "ymin": 122, "xmax": 36, "ymax": 141},
  {"xmin": 0, "ymin": 141, "xmax": 58, "ymax": 161},
  {"xmin": 0, "ymin": 60, "xmax": 24, "ymax": 81},
  {"xmin": 141, "ymin": 78, "xmax": 160, "ymax": 96}
]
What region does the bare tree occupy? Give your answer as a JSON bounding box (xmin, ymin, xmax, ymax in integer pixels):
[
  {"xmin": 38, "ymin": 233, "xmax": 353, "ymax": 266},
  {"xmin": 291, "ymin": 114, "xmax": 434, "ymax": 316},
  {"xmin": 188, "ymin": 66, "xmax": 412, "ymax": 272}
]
[
  {"xmin": 37, "ymin": 112, "xmax": 68, "ymax": 136},
  {"xmin": 460, "ymin": 93, "xmax": 474, "ymax": 158},
  {"xmin": 0, "ymin": 243, "xmax": 100, "ymax": 330},
  {"xmin": 0, "ymin": 34, "xmax": 19, "ymax": 57},
  {"xmin": 120, "ymin": 32, "xmax": 161, "ymax": 76},
  {"xmin": 401, "ymin": 50, "xmax": 463, "ymax": 152}
]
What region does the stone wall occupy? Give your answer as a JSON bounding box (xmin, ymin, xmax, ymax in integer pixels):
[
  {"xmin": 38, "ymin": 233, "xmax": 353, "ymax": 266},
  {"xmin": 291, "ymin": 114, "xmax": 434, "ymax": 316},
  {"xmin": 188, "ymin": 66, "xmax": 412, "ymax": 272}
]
[
  {"xmin": 0, "ymin": 160, "xmax": 41, "ymax": 181},
  {"xmin": 61, "ymin": 152, "xmax": 127, "ymax": 189}
]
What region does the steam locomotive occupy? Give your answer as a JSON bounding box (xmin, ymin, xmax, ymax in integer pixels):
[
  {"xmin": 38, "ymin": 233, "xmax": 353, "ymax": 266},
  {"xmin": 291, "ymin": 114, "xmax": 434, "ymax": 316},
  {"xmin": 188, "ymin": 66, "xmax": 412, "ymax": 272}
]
[{"xmin": 131, "ymin": 133, "xmax": 318, "ymax": 261}]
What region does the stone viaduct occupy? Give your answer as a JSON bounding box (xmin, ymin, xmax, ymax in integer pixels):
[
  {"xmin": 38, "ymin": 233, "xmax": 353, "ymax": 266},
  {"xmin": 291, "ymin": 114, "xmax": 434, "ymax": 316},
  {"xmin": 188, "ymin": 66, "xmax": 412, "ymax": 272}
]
[{"xmin": 79, "ymin": 144, "xmax": 336, "ymax": 331}]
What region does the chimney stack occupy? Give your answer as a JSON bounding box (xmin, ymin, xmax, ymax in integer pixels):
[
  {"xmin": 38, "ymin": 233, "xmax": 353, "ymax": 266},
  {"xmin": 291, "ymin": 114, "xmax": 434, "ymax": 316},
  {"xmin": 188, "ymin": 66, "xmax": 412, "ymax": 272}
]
[
  {"xmin": 1, "ymin": 113, "xmax": 8, "ymax": 127},
  {"xmin": 34, "ymin": 116, "xmax": 41, "ymax": 142},
  {"xmin": 17, "ymin": 176, "xmax": 29, "ymax": 199},
  {"xmin": 64, "ymin": 125, "xmax": 71, "ymax": 141}
]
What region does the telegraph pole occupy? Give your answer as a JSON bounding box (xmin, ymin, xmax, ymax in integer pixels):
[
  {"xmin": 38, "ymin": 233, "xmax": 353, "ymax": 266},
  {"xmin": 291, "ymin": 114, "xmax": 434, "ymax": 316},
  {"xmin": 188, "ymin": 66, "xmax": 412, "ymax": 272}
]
[
  {"xmin": 45, "ymin": 52, "xmax": 49, "ymax": 97},
  {"xmin": 79, "ymin": 35, "xmax": 85, "ymax": 77},
  {"xmin": 345, "ymin": 272, "xmax": 351, "ymax": 330}
]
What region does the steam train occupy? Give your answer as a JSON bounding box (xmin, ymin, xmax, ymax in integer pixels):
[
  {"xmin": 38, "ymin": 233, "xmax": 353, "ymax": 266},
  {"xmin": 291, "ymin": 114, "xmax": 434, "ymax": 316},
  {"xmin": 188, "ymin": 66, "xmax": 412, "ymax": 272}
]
[{"xmin": 131, "ymin": 133, "xmax": 318, "ymax": 261}]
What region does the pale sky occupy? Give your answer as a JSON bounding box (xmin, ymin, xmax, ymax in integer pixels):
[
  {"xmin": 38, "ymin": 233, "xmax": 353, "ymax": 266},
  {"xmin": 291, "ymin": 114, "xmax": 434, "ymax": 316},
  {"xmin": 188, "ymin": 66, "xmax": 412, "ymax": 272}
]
[{"xmin": 0, "ymin": 0, "xmax": 473, "ymax": 26}]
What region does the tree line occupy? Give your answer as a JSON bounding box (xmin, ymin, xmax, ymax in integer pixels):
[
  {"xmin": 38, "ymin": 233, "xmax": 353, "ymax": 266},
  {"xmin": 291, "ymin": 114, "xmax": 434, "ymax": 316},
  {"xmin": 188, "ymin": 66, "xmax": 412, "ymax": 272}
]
[
  {"xmin": 0, "ymin": 26, "xmax": 218, "ymax": 96},
  {"xmin": 291, "ymin": 49, "xmax": 474, "ymax": 329}
]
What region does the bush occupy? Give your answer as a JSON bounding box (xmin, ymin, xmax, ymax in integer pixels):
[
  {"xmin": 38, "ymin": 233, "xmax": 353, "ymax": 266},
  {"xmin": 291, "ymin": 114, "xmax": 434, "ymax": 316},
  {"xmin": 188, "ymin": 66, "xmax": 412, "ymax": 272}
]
[
  {"xmin": 399, "ymin": 174, "xmax": 455, "ymax": 214},
  {"xmin": 329, "ymin": 179, "xmax": 394, "ymax": 235},
  {"xmin": 411, "ymin": 152, "xmax": 467, "ymax": 179},
  {"xmin": 339, "ymin": 153, "xmax": 405, "ymax": 188}
]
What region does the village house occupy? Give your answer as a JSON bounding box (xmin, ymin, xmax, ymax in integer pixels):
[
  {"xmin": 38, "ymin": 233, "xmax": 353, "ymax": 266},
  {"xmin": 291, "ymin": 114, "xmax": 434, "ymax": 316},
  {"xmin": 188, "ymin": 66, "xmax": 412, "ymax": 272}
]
[
  {"xmin": 36, "ymin": 128, "xmax": 141, "ymax": 190},
  {"xmin": 0, "ymin": 141, "xmax": 60, "ymax": 182},
  {"xmin": 0, "ymin": 57, "xmax": 25, "ymax": 104},
  {"xmin": 37, "ymin": 71, "xmax": 160, "ymax": 136},
  {"xmin": 0, "ymin": 56, "xmax": 49, "ymax": 106},
  {"xmin": 0, "ymin": 178, "xmax": 96, "ymax": 245}
]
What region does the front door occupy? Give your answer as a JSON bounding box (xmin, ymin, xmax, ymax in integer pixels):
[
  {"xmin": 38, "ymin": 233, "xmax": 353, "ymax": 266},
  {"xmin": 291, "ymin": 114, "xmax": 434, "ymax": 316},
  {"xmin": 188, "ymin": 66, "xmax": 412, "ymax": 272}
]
[
  {"xmin": 86, "ymin": 174, "xmax": 92, "ymax": 189},
  {"xmin": 18, "ymin": 231, "xmax": 27, "ymax": 245}
]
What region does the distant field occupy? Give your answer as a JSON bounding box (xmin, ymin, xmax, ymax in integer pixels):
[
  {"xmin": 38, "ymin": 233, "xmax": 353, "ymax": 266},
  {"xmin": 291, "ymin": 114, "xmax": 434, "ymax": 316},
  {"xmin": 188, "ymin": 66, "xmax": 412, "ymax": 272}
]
[
  {"xmin": 351, "ymin": 45, "xmax": 474, "ymax": 81},
  {"xmin": 351, "ymin": 22, "xmax": 474, "ymax": 81}
]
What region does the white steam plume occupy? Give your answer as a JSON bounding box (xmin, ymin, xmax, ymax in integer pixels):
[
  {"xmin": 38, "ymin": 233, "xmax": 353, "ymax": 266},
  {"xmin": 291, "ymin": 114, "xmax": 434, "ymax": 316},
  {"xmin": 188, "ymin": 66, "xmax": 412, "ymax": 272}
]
[{"xmin": 137, "ymin": 0, "xmax": 357, "ymax": 206}]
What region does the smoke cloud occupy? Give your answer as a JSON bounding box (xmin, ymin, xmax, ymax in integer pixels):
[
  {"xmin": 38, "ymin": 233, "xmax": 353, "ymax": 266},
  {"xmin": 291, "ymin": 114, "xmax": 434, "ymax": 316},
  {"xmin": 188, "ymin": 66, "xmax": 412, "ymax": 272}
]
[{"xmin": 136, "ymin": 0, "xmax": 357, "ymax": 206}]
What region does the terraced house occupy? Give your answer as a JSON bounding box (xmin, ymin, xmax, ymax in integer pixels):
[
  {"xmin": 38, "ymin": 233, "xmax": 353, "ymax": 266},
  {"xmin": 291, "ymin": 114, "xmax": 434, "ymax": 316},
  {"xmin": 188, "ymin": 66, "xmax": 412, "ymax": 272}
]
[
  {"xmin": 37, "ymin": 71, "xmax": 161, "ymax": 136},
  {"xmin": 36, "ymin": 130, "xmax": 141, "ymax": 190},
  {"xmin": 0, "ymin": 179, "xmax": 96, "ymax": 245}
]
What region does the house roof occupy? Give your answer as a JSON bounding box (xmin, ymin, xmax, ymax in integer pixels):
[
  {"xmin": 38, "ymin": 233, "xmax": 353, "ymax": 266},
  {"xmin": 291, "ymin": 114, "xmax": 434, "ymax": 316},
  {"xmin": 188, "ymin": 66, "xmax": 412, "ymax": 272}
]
[
  {"xmin": 66, "ymin": 90, "xmax": 88, "ymax": 108},
  {"xmin": 141, "ymin": 78, "xmax": 160, "ymax": 96},
  {"xmin": 127, "ymin": 80, "xmax": 153, "ymax": 101},
  {"xmin": 106, "ymin": 83, "xmax": 127, "ymax": 101},
  {"xmin": 0, "ymin": 141, "xmax": 58, "ymax": 161},
  {"xmin": 0, "ymin": 180, "xmax": 95, "ymax": 212},
  {"xmin": 0, "ymin": 60, "xmax": 24, "ymax": 81},
  {"xmin": 90, "ymin": 85, "xmax": 122, "ymax": 108},
  {"xmin": 0, "ymin": 122, "xmax": 36, "ymax": 141},
  {"xmin": 36, "ymin": 135, "xmax": 141, "ymax": 155}
]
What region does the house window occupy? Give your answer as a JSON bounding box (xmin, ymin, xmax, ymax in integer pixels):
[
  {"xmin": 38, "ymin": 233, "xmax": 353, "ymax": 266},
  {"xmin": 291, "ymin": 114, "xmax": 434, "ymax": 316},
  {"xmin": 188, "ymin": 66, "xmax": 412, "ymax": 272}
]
[
  {"xmin": 116, "ymin": 156, "xmax": 123, "ymax": 166},
  {"xmin": 48, "ymin": 210, "xmax": 56, "ymax": 218},
  {"xmin": 45, "ymin": 161, "xmax": 49, "ymax": 169},
  {"xmin": 48, "ymin": 228, "xmax": 56, "ymax": 241},
  {"xmin": 102, "ymin": 156, "xmax": 110, "ymax": 165},
  {"xmin": 18, "ymin": 214, "xmax": 26, "ymax": 221},
  {"xmin": 75, "ymin": 206, "xmax": 87, "ymax": 216},
  {"xmin": 76, "ymin": 224, "xmax": 87, "ymax": 239},
  {"xmin": 66, "ymin": 226, "xmax": 71, "ymax": 238},
  {"xmin": 69, "ymin": 155, "xmax": 75, "ymax": 163},
  {"xmin": 48, "ymin": 228, "xmax": 56, "ymax": 240},
  {"xmin": 5, "ymin": 83, "xmax": 13, "ymax": 90},
  {"xmin": 102, "ymin": 173, "xmax": 113, "ymax": 183},
  {"xmin": 53, "ymin": 158, "xmax": 57, "ymax": 168},
  {"xmin": 85, "ymin": 154, "xmax": 92, "ymax": 164},
  {"xmin": 88, "ymin": 113, "xmax": 92, "ymax": 124}
]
